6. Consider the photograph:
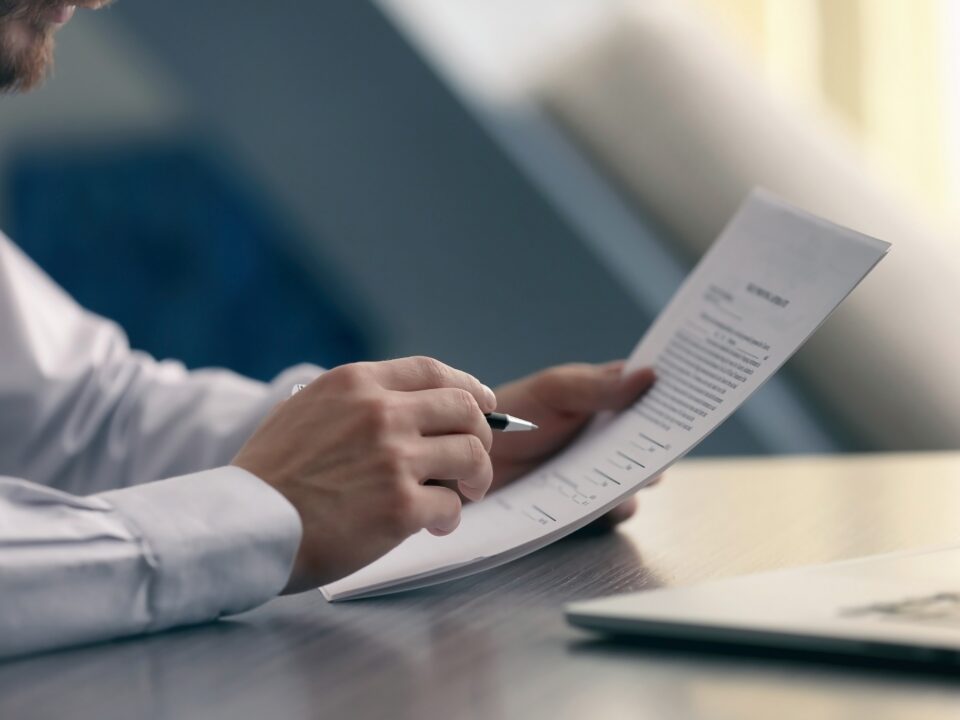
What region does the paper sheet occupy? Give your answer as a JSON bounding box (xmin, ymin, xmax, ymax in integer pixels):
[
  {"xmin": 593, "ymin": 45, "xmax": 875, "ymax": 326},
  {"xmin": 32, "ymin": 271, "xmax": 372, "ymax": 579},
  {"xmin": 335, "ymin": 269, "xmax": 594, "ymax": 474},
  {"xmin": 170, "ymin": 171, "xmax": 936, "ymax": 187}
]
[{"xmin": 322, "ymin": 190, "xmax": 890, "ymax": 601}]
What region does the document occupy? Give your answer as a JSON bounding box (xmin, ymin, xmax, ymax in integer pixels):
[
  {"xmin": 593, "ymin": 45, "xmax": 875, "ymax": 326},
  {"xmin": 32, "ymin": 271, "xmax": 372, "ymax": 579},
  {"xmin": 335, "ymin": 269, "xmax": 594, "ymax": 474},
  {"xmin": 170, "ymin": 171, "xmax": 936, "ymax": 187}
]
[{"xmin": 322, "ymin": 190, "xmax": 890, "ymax": 601}]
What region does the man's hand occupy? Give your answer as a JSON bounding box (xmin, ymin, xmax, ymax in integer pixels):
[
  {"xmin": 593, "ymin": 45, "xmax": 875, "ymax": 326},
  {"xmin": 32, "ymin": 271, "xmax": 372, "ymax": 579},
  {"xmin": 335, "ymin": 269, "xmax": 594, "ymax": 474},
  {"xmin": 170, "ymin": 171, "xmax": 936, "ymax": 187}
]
[
  {"xmin": 490, "ymin": 361, "xmax": 656, "ymax": 528},
  {"xmin": 232, "ymin": 357, "xmax": 497, "ymax": 593}
]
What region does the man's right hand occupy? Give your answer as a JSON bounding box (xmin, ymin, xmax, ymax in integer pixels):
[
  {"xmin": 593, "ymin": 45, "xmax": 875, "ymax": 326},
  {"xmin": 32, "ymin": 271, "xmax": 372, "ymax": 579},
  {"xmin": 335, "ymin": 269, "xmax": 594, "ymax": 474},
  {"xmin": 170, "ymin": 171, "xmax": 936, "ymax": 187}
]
[{"xmin": 232, "ymin": 356, "xmax": 497, "ymax": 593}]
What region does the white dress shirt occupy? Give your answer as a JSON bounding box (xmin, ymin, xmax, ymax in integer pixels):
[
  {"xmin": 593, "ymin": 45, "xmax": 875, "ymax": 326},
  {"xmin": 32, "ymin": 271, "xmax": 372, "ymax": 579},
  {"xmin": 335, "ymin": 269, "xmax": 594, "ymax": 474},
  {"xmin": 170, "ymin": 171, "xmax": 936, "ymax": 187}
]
[{"xmin": 0, "ymin": 232, "xmax": 321, "ymax": 660}]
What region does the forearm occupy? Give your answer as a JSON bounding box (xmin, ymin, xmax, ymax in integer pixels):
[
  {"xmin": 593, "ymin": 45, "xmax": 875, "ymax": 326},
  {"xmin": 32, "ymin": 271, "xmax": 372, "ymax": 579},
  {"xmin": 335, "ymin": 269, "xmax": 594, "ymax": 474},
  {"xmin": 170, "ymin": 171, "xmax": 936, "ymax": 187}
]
[
  {"xmin": 0, "ymin": 469, "xmax": 301, "ymax": 661},
  {"xmin": 34, "ymin": 358, "xmax": 324, "ymax": 493}
]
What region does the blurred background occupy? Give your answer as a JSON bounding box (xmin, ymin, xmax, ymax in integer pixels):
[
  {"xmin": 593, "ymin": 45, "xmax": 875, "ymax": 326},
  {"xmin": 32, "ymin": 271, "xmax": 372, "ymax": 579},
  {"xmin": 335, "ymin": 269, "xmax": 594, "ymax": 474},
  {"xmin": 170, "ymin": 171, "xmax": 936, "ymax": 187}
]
[{"xmin": 2, "ymin": 0, "xmax": 958, "ymax": 456}]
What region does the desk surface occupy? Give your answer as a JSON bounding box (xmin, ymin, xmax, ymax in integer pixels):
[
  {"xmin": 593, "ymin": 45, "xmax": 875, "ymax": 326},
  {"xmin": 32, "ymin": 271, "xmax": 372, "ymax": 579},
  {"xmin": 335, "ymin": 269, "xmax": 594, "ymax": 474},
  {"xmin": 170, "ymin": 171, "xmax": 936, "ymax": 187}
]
[{"xmin": 3, "ymin": 452, "xmax": 960, "ymax": 719}]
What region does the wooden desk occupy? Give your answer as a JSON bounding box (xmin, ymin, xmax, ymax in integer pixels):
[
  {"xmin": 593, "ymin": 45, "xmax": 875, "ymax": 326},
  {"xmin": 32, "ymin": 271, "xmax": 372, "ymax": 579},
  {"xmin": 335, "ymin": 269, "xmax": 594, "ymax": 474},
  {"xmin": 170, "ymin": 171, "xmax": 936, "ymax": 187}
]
[{"xmin": 3, "ymin": 453, "xmax": 960, "ymax": 719}]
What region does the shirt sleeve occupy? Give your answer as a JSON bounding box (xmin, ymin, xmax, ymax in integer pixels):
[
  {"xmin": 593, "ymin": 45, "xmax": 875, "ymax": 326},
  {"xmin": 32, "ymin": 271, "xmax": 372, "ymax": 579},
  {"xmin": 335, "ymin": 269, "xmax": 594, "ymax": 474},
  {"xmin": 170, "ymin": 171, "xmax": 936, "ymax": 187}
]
[
  {"xmin": 0, "ymin": 466, "xmax": 302, "ymax": 661},
  {"xmin": 0, "ymin": 232, "xmax": 324, "ymax": 495},
  {"xmin": 0, "ymin": 233, "xmax": 319, "ymax": 659}
]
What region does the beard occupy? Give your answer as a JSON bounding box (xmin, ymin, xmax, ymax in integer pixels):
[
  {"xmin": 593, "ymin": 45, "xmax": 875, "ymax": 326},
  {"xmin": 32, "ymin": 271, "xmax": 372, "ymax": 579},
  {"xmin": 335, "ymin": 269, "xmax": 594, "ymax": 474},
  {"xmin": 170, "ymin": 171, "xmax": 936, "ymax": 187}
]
[
  {"xmin": 0, "ymin": 1, "xmax": 112, "ymax": 92},
  {"xmin": 0, "ymin": 16, "xmax": 54, "ymax": 92}
]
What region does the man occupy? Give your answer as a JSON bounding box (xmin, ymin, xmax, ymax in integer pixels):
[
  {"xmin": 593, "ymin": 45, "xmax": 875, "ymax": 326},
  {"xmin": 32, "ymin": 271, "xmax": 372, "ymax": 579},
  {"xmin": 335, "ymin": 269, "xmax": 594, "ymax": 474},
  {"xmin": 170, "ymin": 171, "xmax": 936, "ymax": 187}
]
[{"xmin": 0, "ymin": 1, "xmax": 655, "ymax": 660}]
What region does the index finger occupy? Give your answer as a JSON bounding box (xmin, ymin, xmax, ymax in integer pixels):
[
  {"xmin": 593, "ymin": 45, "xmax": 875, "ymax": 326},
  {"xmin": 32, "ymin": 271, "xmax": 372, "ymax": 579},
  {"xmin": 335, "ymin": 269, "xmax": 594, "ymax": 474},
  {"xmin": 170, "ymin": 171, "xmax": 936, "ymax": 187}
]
[{"xmin": 370, "ymin": 356, "xmax": 497, "ymax": 412}]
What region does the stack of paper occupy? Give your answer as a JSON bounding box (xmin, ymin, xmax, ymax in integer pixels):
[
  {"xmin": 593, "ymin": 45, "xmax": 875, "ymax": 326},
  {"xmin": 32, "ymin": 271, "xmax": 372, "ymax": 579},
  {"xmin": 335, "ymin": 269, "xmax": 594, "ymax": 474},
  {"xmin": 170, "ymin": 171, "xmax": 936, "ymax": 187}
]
[{"xmin": 322, "ymin": 190, "xmax": 890, "ymax": 601}]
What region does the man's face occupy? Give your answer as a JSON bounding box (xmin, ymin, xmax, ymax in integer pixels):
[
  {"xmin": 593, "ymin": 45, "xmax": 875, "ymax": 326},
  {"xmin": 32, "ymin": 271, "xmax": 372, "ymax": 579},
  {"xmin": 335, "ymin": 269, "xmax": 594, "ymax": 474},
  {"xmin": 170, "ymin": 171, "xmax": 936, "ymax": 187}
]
[{"xmin": 0, "ymin": 1, "xmax": 107, "ymax": 92}]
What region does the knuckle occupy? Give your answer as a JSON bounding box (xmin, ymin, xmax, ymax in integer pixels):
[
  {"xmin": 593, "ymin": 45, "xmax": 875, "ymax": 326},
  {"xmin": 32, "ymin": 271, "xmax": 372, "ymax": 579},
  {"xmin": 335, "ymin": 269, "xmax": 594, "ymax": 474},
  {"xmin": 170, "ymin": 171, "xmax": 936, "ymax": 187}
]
[
  {"xmin": 479, "ymin": 423, "xmax": 494, "ymax": 452},
  {"xmin": 361, "ymin": 395, "xmax": 395, "ymax": 434},
  {"xmin": 414, "ymin": 356, "xmax": 447, "ymax": 386},
  {"xmin": 439, "ymin": 493, "xmax": 463, "ymax": 529},
  {"xmin": 464, "ymin": 434, "xmax": 488, "ymax": 470},
  {"xmin": 452, "ymin": 387, "xmax": 479, "ymax": 415},
  {"xmin": 324, "ymin": 363, "xmax": 369, "ymax": 391}
]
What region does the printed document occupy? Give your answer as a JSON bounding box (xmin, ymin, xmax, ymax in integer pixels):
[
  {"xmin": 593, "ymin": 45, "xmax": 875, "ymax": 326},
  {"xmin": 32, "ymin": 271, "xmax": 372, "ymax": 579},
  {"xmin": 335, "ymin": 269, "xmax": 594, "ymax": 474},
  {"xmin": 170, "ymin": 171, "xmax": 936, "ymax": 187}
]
[{"xmin": 322, "ymin": 190, "xmax": 890, "ymax": 601}]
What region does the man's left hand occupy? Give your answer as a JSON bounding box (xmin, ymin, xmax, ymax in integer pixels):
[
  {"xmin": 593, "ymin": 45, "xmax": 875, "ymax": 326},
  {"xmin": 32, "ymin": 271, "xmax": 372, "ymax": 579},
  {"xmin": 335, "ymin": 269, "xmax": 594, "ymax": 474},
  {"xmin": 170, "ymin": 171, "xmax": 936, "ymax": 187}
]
[{"xmin": 489, "ymin": 361, "xmax": 657, "ymax": 529}]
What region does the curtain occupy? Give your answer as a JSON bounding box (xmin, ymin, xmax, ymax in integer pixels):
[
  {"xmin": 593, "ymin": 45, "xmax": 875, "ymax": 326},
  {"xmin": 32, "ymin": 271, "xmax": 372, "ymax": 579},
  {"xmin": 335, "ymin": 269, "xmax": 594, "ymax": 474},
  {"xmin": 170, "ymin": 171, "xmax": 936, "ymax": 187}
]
[{"xmin": 689, "ymin": 0, "xmax": 960, "ymax": 234}]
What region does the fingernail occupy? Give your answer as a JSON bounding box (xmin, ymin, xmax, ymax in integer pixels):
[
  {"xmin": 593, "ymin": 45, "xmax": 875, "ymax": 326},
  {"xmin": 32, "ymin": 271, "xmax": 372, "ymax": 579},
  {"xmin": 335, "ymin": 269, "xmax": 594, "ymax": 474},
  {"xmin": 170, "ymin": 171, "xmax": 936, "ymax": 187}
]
[
  {"xmin": 440, "ymin": 514, "xmax": 461, "ymax": 534},
  {"xmin": 481, "ymin": 384, "xmax": 497, "ymax": 410},
  {"xmin": 461, "ymin": 482, "xmax": 486, "ymax": 503}
]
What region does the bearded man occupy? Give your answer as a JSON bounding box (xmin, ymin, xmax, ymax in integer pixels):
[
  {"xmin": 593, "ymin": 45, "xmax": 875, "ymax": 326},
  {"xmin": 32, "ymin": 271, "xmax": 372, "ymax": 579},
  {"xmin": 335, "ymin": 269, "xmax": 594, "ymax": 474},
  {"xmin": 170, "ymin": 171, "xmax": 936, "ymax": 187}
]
[{"xmin": 0, "ymin": 1, "xmax": 654, "ymax": 660}]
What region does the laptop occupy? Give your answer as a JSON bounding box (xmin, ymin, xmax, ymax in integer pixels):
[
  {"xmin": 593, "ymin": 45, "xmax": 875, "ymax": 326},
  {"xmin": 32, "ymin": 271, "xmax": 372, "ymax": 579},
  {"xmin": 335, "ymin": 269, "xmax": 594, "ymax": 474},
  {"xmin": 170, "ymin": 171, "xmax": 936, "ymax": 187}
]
[{"xmin": 566, "ymin": 544, "xmax": 960, "ymax": 665}]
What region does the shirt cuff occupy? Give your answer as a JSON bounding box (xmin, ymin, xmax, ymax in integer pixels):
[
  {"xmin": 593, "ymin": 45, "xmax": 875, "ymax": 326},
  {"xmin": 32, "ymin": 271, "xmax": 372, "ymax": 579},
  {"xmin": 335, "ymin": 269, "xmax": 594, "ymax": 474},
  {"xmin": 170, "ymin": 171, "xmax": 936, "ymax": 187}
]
[
  {"xmin": 100, "ymin": 466, "xmax": 302, "ymax": 631},
  {"xmin": 266, "ymin": 363, "xmax": 325, "ymax": 404}
]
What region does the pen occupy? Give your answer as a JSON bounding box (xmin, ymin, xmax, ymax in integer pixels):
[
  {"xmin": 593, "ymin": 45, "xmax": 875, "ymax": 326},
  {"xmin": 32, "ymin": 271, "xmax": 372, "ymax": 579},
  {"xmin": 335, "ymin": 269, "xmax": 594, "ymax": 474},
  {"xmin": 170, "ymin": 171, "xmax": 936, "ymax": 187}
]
[{"xmin": 290, "ymin": 384, "xmax": 538, "ymax": 432}]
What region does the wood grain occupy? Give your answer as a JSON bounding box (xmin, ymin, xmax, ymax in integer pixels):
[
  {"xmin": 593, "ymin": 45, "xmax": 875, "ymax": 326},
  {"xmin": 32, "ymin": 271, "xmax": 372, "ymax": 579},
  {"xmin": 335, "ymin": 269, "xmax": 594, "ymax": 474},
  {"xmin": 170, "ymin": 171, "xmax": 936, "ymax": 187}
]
[{"xmin": 3, "ymin": 453, "xmax": 960, "ymax": 719}]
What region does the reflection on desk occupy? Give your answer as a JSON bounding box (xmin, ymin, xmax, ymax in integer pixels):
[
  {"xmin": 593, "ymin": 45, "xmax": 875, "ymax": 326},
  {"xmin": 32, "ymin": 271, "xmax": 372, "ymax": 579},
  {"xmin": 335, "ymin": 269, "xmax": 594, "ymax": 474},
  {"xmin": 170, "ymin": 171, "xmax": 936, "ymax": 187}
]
[{"xmin": 2, "ymin": 453, "xmax": 960, "ymax": 720}]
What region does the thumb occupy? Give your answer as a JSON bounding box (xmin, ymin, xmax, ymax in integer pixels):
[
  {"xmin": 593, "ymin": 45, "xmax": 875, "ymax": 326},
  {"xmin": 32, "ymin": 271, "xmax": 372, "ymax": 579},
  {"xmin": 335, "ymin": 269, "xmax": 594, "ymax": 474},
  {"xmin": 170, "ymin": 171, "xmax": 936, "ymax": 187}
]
[
  {"xmin": 536, "ymin": 362, "xmax": 655, "ymax": 415},
  {"xmin": 603, "ymin": 363, "xmax": 656, "ymax": 412}
]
